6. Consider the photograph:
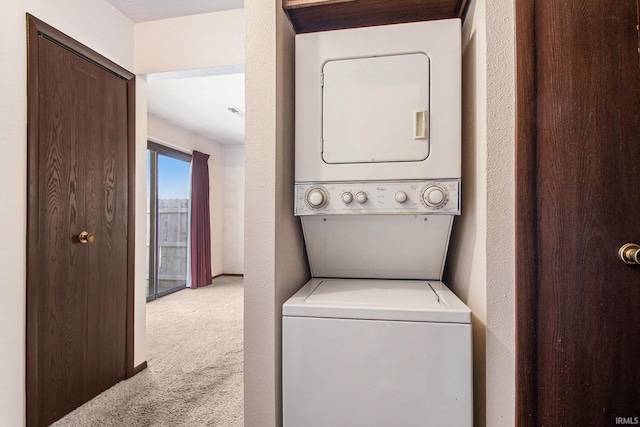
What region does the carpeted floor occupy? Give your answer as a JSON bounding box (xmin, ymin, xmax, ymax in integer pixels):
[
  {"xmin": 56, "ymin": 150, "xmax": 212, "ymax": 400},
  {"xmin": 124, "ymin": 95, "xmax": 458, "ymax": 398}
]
[{"xmin": 53, "ymin": 276, "xmax": 244, "ymax": 427}]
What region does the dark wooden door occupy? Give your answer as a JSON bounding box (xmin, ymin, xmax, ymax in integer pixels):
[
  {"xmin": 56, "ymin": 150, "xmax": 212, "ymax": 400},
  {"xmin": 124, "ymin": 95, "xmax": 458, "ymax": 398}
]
[
  {"xmin": 516, "ymin": 0, "xmax": 640, "ymax": 425},
  {"xmin": 26, "ymin": 16, "xmax": 135, "ymax": 427}
]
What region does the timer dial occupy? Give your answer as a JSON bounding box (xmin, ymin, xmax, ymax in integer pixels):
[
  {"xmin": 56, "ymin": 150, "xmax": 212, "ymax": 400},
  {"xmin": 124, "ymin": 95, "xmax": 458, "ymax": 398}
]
[
  {"xmin": 422, "ymin": 185, "xmax": 448, "ymax": 208},
  {"xmin": 307, "ymin": 188, "xmax": 328, "ymax": 208},
  {"xmin": 355, "ymin": 192, "xmax": 368, "ymax": 204}
]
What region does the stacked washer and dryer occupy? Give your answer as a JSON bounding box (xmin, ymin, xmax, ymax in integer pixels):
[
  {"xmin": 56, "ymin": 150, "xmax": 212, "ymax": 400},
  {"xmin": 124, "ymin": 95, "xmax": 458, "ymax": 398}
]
[{"xmin": 282, "ymin": 19, "xmax": 472, "ymax": 427}]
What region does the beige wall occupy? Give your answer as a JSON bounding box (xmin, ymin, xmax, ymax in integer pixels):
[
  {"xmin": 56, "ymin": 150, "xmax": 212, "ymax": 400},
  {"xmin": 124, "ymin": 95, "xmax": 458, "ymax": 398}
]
[
  {"xmin": 446, "ymin": 0, "xmax": 488, "ymax": 424},
  {"xmin": 0, "ymin": 3, "xmax": 28, "ymax": 425},
  {"xmin": 223, "ymin": 145, "xmax": 245, "ymax": 274},
  {"xmin": 135, "ymin": 10, "xmax": 244, "ymax": 75},
  {"xmin": 0, "ymin": 1, "xmax": 135, "ymax": 425},
  {"xmin": 484, "ymin": 0, "xmax": 515, "ymax": 424},
  {"xmin": 447, "ymin": 0, "xmax": 515, "ymax": 425},
  {"xmin": 244, "ymin": 0, "xmax": 309, "ymax": 425}
]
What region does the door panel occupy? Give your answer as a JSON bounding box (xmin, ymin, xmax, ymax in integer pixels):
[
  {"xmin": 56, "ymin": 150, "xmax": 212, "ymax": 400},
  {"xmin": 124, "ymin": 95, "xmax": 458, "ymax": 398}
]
[
  {"xmin": 516, "ymin": 0, "xmax": 640, "ymax": 425},
  {"xmin": 322, "ymin": 53, "xmax": 431, "ymax": 164},
  {"xmin": 38, "ymin": 37, "xmax": 89, "ymax": 422},
  {"xmin": 38, "ymin": 35, "xmax": 129, "ymax": 423},
  {"xmin": 82, "ymin": 43, "xmax": 129, "ymax": 401},
  {"xmin": 27, "ymin": 16, "xmax": 134, "ymax": 427}
]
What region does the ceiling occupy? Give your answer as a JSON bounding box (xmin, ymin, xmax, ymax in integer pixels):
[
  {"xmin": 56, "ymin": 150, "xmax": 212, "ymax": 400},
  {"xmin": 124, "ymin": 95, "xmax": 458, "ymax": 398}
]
[
  {"xmin": 106, "ymin": 0, "xmax": 245, "ymax": 145},
  {"xmin": 146, "ymin": 72, "xmax": 245, "ymax": 145},
  {"xmin": 106, "ymin": 0, "xmax": 243, "ymax": 23}
]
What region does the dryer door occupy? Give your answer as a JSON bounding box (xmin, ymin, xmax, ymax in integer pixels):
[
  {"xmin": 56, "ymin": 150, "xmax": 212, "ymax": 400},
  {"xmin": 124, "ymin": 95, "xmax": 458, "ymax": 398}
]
[{"xmin": 322, "ymin": 53, "xmax": 430, "ymax": 164}]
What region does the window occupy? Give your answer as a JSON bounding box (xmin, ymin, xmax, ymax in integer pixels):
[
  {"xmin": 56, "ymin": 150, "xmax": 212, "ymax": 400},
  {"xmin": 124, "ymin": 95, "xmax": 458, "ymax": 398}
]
[{"xmin": 147, "ymin": 141, "xmax": 192, "ymax": 301}]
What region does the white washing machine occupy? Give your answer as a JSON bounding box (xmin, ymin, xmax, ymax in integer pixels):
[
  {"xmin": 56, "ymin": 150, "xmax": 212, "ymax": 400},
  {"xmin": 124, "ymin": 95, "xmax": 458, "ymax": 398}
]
[
  {"xmin": 284, "ymin": 18, "xmax": 471, "ymax": 427},
  {"xmin": 283, "ymin": 278, "xmax": 472, "ymax": 427}
]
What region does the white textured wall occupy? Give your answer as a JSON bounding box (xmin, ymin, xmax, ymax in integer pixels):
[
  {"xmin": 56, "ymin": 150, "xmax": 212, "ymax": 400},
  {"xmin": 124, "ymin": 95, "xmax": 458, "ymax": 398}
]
[
  {"xmin": 447, "ymin": 0, "xmax": 515, "ymax": 425},
  {"xmin": 0, "ymin": 1, "xmax": 134, "ymax": 425},
  {"xmin": 272, "ymin": 3, "xmax": 310, "ymax": 423},
  {"xmin": 484, "ymin": 0, "xmax": 515, "ymax": 425},
  {"xmin": 446, "ymin": 0, "xmax": 488, "ymax": 424},
  {"xmin": 147, "ymin": 114, "xmax": 226, "ymax": 277},
  {"xmin": 244, "ymin": 0, "xmax": 309, "ymax": 425},
  {"xmin": 135, "ymin": 10, "xmax": 245, "ymax": 75},
  {"xmin": 0, "ymin": 3, "xmax": 28, "ymax": 425},
  {"xmin": 223, "ymin": 145, "xmax": 245, "ymax": 274}
]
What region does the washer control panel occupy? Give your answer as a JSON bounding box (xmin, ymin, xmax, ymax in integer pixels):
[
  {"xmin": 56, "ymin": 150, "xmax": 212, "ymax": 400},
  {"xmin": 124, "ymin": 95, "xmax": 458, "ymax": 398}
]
[{"xmin": 295, "ymin": 180, "xmax": 460, "ymax": 216}]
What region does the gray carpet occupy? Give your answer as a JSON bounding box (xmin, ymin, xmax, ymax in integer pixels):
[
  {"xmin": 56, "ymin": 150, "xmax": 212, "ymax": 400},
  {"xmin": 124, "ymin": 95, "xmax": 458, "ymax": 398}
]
[{"xmin": 53, "ymin": 276, "xmax": 244, "ymax": 427}]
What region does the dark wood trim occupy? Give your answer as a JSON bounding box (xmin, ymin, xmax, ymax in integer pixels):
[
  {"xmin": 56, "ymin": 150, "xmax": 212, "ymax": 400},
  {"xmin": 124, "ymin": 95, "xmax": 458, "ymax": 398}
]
[
  {"xmin": 132, "ymin": 361, "xmax": 148, "ymax": 376},
  {"xmin": 514, "ymin": 1, "xmax": 538, "ymax": 426},
  {"xmin": 457, "ymin": 0, "xmax": 469, "ymax": 18},
  {"xmin": 147, "ymin": 149, "xmax": 159, "ymax": 302},
  {"xmin": 25, "ymin": 14, "xmax": 41, "ymax": 427},
  {"xmin": 283, "ymin": 0, "xmax": 356, "ymax": 9},
  {"xmin": 125, "ymin": 76, "xmax": 136, "ymax": 379},
  {"xmin": 283, "ymin": 0, "xmax": 467, "ymax": 34},
  {"xmin": 26, "ymin": 14, "xmax": 136, "ymax": 424},
  {"xmin": 211, "ymin": 273, "xmax": 245, "ymax": 281}
]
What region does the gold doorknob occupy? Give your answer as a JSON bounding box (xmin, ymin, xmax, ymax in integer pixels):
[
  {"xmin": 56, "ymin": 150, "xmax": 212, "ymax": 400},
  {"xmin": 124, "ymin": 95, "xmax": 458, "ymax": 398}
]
[
  {"xmin": 618, "ymin": 243, "xmax": 640, "ymax": 265},
  {"xmin": 78, "ymin": 231, "xmax": 95, "ymax": 244}
]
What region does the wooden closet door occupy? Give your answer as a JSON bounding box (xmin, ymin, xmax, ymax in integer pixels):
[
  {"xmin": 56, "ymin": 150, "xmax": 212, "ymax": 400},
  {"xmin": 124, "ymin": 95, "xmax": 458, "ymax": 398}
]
[
  {"xmin": 516, "ymin": 0, "xmax": 640, "ymax": 425},
  {"xmin": 27, "ymin": 17, "xmax": 133, "ymax": 427}
]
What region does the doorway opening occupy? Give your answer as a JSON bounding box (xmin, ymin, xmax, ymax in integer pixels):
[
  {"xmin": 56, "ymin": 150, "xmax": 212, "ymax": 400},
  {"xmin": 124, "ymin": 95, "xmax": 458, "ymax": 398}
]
[
  {"xmin": 146, "ymin": 142, "xmax": 192, "ymax": 301},
  {"xmin": 142, "ymin": 67, "xmax": 246, "ymax": 422}
]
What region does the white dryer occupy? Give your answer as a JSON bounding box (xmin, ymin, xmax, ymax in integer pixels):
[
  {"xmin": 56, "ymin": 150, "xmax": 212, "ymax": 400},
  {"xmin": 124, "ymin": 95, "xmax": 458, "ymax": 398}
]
[
  {"xmin": 283, "ymin": 278, "xmax": 472, "ymax": 427},
  {"xmin": 292, "ymin": 18, "xmax": 463, "ymax": 280},
  {"xmin": 295, "ymin": 19, "xmax": 461, "ymax": 182}
]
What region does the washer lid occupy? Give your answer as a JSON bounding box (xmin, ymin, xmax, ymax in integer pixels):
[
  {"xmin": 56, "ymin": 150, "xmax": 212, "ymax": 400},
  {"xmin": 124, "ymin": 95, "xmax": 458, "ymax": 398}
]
[{"xmin": 283, "ymin": 278, "xmax": 471, "ymax": 324}]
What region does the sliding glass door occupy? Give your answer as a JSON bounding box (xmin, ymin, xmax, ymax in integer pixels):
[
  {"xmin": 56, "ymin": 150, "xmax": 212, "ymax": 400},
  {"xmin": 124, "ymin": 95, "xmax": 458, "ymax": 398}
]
[{"xmin": 147, "ymin": 142, "xmax": 192, "ymax": 301}]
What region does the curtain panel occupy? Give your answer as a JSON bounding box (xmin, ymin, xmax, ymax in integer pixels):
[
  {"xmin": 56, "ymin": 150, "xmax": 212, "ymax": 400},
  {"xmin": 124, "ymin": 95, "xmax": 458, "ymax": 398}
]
[{"xmin": 190, "ymin": 150, "xmax": 212, "ymax": 288}]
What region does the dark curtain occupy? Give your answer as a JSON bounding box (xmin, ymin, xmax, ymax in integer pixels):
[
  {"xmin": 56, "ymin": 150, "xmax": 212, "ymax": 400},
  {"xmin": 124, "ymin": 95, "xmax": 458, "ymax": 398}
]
[{"xmin": 190, "ymin": 151, "xmax": 212, "ymax": 288}]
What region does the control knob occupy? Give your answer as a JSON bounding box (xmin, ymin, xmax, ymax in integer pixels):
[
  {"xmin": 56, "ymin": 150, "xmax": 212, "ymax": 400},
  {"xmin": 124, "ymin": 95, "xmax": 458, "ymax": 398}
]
[
  {"xmin": 355, "ymin": 192, "xmax": 368, "ymax": 204},
  {"xmin": 422, "ymin": 185, "xmax": 448, "ymax": 208},
  {"xmin": 341, "ymin": 192, "xmax": 354, "ymax": 204},
  {"xmin": 307, "ymin": 188, "xmax": 328, "ymax": 208},
  {"xmin": 395, "ymin": 191, "xmax": 408, "ymax": 203}
]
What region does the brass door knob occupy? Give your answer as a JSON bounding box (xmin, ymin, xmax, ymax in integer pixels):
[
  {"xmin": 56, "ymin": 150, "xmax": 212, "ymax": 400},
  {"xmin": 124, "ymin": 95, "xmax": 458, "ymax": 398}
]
[
  {"xmin": 78, "ymin": 231, "xmax": 95, "ymax": 244},
  {"xmin": 618, "ymin": 243, "xmax": 640, "ymax": 265}
]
